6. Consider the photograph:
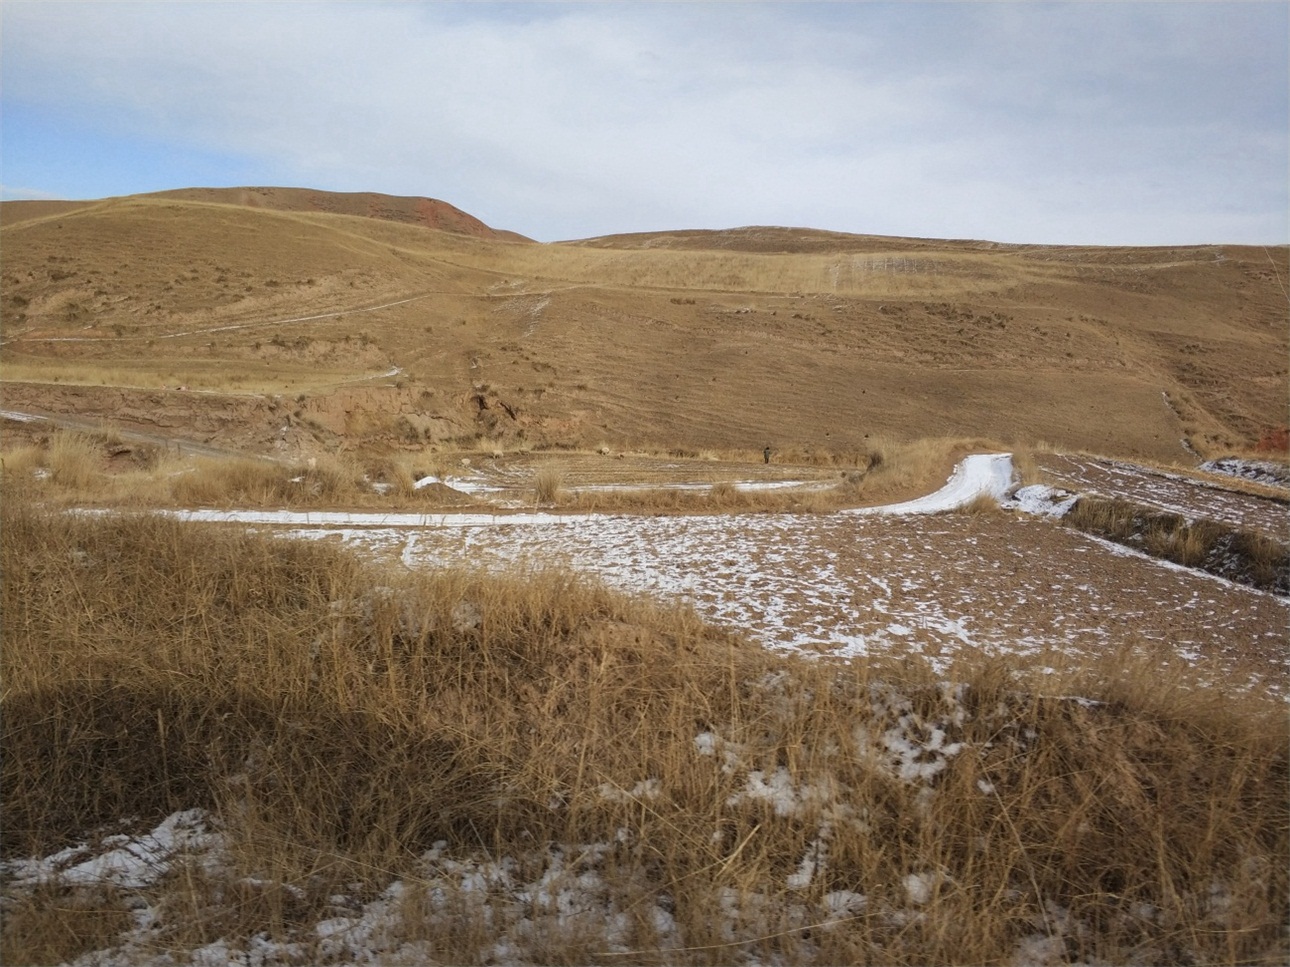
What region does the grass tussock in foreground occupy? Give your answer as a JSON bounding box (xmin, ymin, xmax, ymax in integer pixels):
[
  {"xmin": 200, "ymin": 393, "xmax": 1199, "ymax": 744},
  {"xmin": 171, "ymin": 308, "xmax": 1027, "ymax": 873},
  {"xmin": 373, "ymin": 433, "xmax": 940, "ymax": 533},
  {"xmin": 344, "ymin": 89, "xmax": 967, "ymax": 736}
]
[
  {"xmin": 2, "ymin": 497, "xmax": 1287, "ymax": 966},
  {"xmin": 1067, "ymin": 495, "xmax": 1290, "ymax": 595}
]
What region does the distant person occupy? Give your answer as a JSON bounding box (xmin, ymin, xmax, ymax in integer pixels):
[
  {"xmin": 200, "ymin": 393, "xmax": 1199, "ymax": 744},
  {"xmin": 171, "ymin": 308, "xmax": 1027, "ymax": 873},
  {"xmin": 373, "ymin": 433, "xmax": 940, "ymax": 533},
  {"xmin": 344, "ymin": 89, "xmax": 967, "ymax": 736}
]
[{"xmin": 764, "ymin": 445, "xmax": 771, "ymax": 464}]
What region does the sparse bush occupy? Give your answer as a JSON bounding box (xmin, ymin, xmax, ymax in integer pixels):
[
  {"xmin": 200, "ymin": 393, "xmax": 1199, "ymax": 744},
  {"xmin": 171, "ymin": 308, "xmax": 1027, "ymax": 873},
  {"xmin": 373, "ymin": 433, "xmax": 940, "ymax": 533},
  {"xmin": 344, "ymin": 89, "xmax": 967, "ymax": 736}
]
[
  {"xmin": 168, "ymin": 457, "xmax": 290, "ymax": 506},
  {"xmin": 957, "ymin": 491, "xmax": 1003, "ymax": 516},
  {"xmin": 708, "ymin": 480, "xmax": 737, "ymax": 502},
  {"xmin": 0, "ymin": 442, "xmax": 46, "ymax": 479},
  {"xmin": 367, "ymin": 458, "xmax": 418, "ymax": 498}
]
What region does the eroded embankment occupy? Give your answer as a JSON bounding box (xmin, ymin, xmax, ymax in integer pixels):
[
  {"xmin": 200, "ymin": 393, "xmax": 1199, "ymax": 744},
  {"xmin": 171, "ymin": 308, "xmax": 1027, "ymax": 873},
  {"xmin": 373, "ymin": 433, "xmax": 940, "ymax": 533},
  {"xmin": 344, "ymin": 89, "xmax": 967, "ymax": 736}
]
[{"xmin": 1064, "ymin": 494, "xmax": 1289, "ymax": 595}]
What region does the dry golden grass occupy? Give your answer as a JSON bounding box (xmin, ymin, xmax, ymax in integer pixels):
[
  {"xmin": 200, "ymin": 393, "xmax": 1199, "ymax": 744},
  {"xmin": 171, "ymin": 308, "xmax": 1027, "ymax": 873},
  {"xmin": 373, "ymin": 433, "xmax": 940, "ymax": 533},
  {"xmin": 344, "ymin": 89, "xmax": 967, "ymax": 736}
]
[
  {"xmin": 45, "ymin": 431, "xmax": 101, "ymax": 489},
  {"xmin": 3, "ymin": 493, "xmax": 1286, "ymax": 964},
  {"xmin": 0, "ymin": 430, "xmax": 475, "ymax": 510},
  {"xmin": 1067, "ymin": 495, "xmax": 1289, "ymax": 593},
  {"xmin": 0, "ymin": 355, "xmax": 375, "ymax": 396},
  {"xmin": 2, "ymin": 428, "xmax": 986, "ymax": 517},
  {"xmin": 1010, "ymin": 445, "xmax": 1043, "ymax": 486},
  {"xmin": 956, "ymin": 492, "xmax": 1005, "ymax": 516},
  {"xmin": 533, "ymin": 464, "xmax": 566, "ymax": 504},
  {"xmin": 565, "ymin": 483, "xmax": 838, "ymax": 515},
  {"xmin": 0, "ymin": 883, "xmax": 134, "ymax": 967}
]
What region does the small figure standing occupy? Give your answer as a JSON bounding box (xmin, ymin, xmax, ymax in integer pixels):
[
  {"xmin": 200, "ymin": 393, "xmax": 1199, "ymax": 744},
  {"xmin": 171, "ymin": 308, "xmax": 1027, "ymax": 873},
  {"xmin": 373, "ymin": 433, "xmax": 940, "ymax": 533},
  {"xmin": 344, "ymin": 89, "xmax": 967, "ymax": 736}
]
[{"xmin": 763, "ymin": 445, "xmax": 771, "ymax": 465}]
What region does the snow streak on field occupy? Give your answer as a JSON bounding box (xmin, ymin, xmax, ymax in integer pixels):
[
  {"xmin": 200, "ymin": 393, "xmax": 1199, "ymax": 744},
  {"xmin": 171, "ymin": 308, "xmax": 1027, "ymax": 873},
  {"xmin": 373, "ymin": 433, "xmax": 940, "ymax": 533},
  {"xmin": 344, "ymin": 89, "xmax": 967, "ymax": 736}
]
[
  {"xmin": 162, "ymin": 455, "xmax": 1286, "ymax": 695},
  {"xmin": 1039, "ymin": 453, "xmax": 1289, "ymax": 538},
  {"xmin": 284, "ymin": 509, "xmax": 1287, "ymax": 698}
]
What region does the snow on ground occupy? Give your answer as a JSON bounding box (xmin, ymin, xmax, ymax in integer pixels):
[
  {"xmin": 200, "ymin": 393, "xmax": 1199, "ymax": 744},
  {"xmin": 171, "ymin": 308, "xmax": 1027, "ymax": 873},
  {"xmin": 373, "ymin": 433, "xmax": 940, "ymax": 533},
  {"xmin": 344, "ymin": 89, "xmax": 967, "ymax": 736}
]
[
  {"xmin": 2, "ymin": 681, "xmax": 1172, "ymax": 967},
  {"xmin": 9, "ymin": 456, "xmax": 1285, "ymax": 965},
  {"xmin": 1040, "ymin": 453, "xmax": 1288, "ymax": 537},
  {"xmin": 1201, "ymin": 457, "xmax": 1290, "ymax": 490},
  {"xmin": 163, "ymin": 455, "xmax": 1286, "ymax": 695},
  {"xmin": 342, "ymin": 510, "xmax": 1286, "ymax": 694}
]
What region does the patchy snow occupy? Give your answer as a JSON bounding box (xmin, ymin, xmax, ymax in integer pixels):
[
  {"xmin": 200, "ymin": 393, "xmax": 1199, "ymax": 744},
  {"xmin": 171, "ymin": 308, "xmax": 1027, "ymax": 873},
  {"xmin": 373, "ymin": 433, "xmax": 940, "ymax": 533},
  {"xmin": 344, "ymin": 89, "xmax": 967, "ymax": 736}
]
[
  {"xmin": 115, "ymin": 453, "xmax": 1283, "ymax": 696},
  {"xmin": 1007, "ymin": 484, "xmax": 1079, "ymax": 518},
  {"xmin": 2, "ymin": 810, "xmax": 220, "ymax": 892},
  {"xmin": 2, "ymin": 675, "xmax": 1268, "ymax": 965},
  {"xmin": 1040, "ymin": 453, "xmax": 1288, "ymax": 537},
  {"xmin": 10, "ymin": 453, "xmax": 1286, "ymax": 964},
  {"xmin": 318, "ymin": 511, "xmax": 1285, "ymax": 694},
  {"xmin": 1201, "ymin": 457, "xmax": 1290, "ymax": 490}
]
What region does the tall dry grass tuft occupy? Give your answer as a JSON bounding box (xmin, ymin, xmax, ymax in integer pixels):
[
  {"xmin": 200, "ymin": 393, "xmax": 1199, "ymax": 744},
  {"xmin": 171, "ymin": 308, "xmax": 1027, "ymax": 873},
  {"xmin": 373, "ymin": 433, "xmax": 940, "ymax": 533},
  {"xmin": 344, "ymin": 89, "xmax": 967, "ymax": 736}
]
[
  {"xmin": 0, "ymin": 883, "xmax": 134, "ymax": 967},
  {"xmin": 533, "ymin": 464, "xmax": 565, "ymax": 504},
  {"xmin": 1010, "ymin": 445, "xmax": 1042, "ymax": 486},
  {"xmin": 3, "ymin": 494, "xmax": 1286, "ymax": 964},
  {"xmin": 45, "ymin": 431, "xmax": 101, "ymax": 489},
  {"xmin": 957, "ymin": 491, "xmax": 1004, "ymax": 516}
]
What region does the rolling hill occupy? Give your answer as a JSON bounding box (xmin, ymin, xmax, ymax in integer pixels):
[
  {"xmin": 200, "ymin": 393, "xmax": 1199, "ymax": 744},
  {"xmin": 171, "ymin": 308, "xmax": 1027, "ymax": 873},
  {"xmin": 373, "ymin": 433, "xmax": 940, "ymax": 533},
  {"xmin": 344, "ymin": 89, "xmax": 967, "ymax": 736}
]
[{"xmin": 1, "ymin": 188, "xmax": 1285, "ymax": 463}]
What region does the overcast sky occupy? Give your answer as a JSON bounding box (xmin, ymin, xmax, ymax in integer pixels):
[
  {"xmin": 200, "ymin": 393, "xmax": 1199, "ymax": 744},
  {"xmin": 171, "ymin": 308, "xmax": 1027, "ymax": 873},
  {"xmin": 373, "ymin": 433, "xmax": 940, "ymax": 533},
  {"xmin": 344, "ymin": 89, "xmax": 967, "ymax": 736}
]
[{"xmin": 2, "ymin": 2, "xmax": 1286, "ymax": 245}]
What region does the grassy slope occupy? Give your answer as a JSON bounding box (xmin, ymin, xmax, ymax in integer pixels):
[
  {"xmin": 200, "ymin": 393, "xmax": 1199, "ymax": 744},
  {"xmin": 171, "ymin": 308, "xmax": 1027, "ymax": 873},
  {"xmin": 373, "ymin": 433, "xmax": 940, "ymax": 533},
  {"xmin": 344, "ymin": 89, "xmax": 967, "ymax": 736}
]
[{"xmin": 1, "ymin": 193, "xmax": 1286, "ymax": 464}]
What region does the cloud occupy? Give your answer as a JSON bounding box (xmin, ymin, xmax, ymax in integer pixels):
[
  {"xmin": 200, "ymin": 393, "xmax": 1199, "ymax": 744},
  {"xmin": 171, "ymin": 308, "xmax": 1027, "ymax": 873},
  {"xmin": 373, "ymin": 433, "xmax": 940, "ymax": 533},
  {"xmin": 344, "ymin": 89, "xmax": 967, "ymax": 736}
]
[
  {"xmin": 2, "ymin": 2, "xmax": 1285, "ymax": 243},
  {"xmin": 0, "ymin": 183, "xmax": 64, "ymax": 201}
]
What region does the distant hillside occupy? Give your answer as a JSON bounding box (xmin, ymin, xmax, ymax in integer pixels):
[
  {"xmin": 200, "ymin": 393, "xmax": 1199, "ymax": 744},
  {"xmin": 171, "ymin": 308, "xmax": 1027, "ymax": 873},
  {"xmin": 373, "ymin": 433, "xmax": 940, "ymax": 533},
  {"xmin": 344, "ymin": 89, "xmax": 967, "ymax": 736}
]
[
  {"xmin": 0, "ymin": 187, "xmax": 531, "ymax": 242},
  {"xmin": 566, "ymin": 225, "xmax": 986, "ymax": 254},
  {"xmin": 143, "ymin": 187, "xmax": 533, "ymax": 242},
  {"xmin": 0, "ymin": 200, "xmax": 96, "ymax": 226},
  {"xmin": 1, "ymin": 190, "xmax": 1285, "ymax": 465}
]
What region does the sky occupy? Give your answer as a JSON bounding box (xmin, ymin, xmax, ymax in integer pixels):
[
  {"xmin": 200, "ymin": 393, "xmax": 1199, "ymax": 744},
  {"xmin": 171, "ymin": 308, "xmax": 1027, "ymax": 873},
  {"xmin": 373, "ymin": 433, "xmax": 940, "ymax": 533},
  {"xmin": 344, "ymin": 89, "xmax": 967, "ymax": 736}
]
[{"xmin": 1, "ymin": 1, "xmax": 1286, "ymax": 245}]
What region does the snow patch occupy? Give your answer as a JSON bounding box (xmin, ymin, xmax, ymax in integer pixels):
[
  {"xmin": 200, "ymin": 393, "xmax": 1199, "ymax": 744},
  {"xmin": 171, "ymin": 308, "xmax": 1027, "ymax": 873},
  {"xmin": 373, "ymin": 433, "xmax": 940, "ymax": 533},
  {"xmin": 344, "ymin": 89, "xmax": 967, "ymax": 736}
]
[{"xmin": 845, "ymin": 453, "xmax": 1014, "ymax": 516}]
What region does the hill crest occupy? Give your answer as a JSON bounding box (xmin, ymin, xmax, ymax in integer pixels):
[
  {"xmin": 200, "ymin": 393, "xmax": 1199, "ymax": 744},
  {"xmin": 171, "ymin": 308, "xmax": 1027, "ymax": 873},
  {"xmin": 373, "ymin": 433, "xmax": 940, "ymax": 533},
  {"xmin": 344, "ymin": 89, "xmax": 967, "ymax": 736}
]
[{"xmin": 143, "ymin": 187, "xmax": 532, "ymax": 243}]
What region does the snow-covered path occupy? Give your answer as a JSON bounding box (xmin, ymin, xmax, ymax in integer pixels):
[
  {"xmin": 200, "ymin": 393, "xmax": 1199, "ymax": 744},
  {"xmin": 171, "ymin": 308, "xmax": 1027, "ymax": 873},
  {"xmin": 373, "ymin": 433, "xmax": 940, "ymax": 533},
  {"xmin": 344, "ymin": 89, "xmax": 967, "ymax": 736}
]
[
  {"xmin": 844, "ymin": 453, "xmax": 1013, "ymax": 516},
  {"xmin": 167, "ymin": 453, "xmax": 1017, "ymax": 527}
]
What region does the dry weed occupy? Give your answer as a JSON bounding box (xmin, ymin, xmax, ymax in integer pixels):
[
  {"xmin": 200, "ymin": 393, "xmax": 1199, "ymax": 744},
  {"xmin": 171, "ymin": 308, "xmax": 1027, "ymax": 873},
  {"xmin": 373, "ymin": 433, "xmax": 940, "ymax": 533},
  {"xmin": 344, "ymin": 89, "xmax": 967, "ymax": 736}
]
[
  {"xmin": 957, "ymin": 491, "xmax": 1004, "ymax": 516},
  {"xmin": 534, "ymin": 464, "xmax": 566, "ymax": 504},
  {"xmin": 46, "ymin": 431, "xmax": 100, "ymax": 489},
  {"xmin": 0, "ymin": 883, "xmax": 133, "ymax": 966},
  {"xmin": 3, "ymin": 494, "xmax": 1287, "ymax": 964}
]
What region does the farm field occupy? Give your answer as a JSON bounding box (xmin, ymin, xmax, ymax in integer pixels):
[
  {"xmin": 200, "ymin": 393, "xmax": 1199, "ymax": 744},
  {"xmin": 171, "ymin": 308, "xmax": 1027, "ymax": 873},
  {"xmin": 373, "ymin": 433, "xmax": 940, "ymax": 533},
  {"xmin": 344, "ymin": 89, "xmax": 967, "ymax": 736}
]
[{"xmin": 286, "ymin": 499, "xmax": 1289, "ymax": 697}]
